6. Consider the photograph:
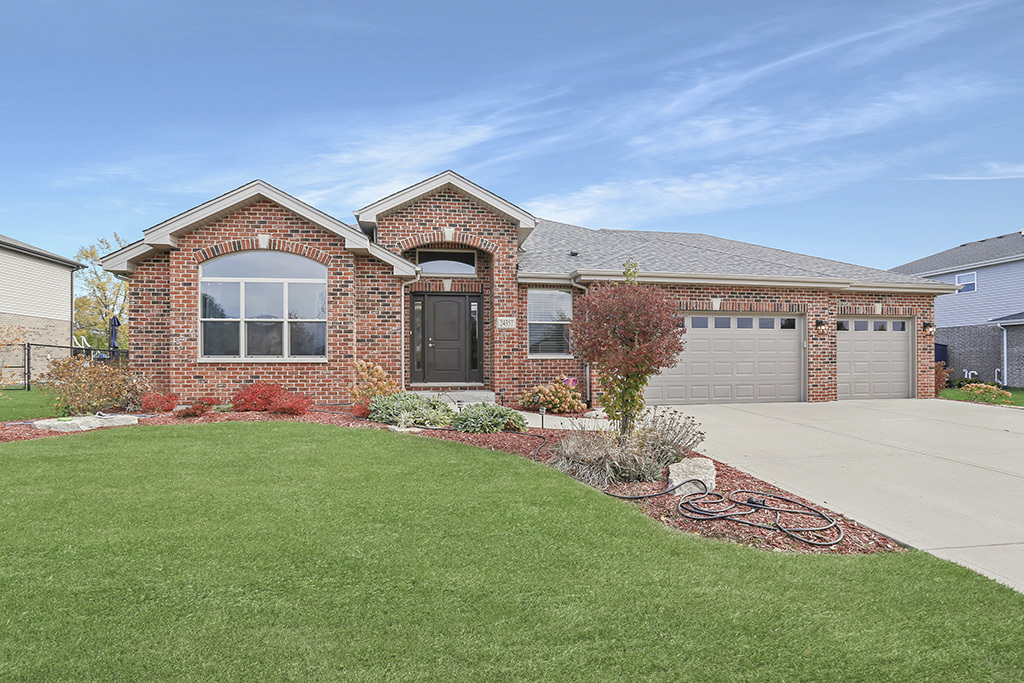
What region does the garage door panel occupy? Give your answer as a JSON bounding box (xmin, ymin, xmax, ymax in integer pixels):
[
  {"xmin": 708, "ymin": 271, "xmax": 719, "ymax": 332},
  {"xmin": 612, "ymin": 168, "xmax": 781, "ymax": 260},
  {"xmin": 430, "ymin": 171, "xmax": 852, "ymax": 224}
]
[
  {"xmin": 837, "ymin": 318, "xmax": 912, "ymax": 400},
  {"xmin": 646, "ymin": 313, "xmax": 802, "ymax": 405}
]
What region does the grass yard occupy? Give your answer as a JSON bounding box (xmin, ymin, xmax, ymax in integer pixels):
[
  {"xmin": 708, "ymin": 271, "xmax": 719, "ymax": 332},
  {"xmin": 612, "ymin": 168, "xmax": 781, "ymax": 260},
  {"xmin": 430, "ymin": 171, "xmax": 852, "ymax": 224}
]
[
  {"xmin": 940, "ymin": 386, "xmax": 1024, "ymax": 406},
  {"xmin": 0, "ymin": 388, "xmax": 56, "ymax": 422},
  {"xmin": 1, "ymin": 422, "xmax": 1022, "ymax": 681}
]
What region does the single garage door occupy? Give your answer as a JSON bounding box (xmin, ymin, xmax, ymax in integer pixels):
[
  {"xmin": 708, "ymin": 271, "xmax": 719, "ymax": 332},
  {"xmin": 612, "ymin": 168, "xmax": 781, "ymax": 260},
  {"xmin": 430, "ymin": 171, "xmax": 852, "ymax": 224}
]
[
  {"xmin": 837, "ymin": 318, "xmax": 912, "ymax": 399},
  {"xmin": 645, "ymin": 313, "xmax": 803, "ymax": 405}
]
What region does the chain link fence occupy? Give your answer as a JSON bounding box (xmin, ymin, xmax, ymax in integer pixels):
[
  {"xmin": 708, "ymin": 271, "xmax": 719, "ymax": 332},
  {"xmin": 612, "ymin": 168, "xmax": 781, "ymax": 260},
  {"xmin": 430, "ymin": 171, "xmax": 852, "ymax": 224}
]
[{"xmin": 0, "ymin": 344, "xmax": 128, "ymax": 391}]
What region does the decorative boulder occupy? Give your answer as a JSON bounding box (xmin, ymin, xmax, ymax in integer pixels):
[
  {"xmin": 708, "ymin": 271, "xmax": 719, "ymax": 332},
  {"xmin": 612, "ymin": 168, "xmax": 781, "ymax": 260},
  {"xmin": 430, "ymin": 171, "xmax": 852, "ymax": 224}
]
[{"xmin": 668, "ymin": 457, "xmax": 716, "ymax": 496}]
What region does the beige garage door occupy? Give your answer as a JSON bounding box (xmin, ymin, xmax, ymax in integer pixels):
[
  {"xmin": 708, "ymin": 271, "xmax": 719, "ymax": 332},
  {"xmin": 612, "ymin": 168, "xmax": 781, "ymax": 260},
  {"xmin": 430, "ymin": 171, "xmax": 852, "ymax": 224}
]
[
  {"xmin": 645, "ymin": 314, "xmax": 803, "ymax": 405},
  {"xmin": 837, "ymin": 318, "xmax": 912, "ymax": 399}
]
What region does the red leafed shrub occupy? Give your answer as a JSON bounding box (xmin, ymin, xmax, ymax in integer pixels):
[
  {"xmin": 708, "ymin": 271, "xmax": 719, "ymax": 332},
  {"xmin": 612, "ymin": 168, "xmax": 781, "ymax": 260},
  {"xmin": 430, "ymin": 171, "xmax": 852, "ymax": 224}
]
[
  {"xmin": 231, "ymin": 383, "xmax": 311, "ymax": 415},
  {"xmin": 349, "ymin": 404, "xmax": 370, "ymax": 419},
  {"xmin": 570, "ymin": 260, "xmax": 683, "ymax": 433},
  {"xmin": 271, "ymin": 393, "xmax": 312, "ymax": 415},
  {"xmin": 142, "ymin": 391, "xmax": 179, "ymax": 413},
  {"xmin": 173, "ymin": 396, "xmax": 218, "ymax": 418},
  {"xmin": 231, "ymin": 383, "xmax": 288, "ymax": 411}
]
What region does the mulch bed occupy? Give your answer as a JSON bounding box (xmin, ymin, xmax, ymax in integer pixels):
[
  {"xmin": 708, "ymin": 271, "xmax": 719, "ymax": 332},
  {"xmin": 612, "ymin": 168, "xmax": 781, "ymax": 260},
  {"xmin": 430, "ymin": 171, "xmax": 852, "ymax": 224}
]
[{"xmin": 1, "ymin": 406, "xmax": 902, "ymax": 555}]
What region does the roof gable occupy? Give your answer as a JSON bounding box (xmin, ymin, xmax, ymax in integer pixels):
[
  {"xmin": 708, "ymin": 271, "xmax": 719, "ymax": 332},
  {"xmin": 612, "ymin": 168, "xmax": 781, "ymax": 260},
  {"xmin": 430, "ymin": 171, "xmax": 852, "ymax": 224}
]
[
  {"xmin": 0, "ymin": 233, "xmax": 83, "ymax": 270},
  {"xmin": 101, "ymin": 180, "xmax": 416, "ymax": 277},
  {"xmin": 353, "ymin": 170, "xmax": 537, "ymax": 245}
]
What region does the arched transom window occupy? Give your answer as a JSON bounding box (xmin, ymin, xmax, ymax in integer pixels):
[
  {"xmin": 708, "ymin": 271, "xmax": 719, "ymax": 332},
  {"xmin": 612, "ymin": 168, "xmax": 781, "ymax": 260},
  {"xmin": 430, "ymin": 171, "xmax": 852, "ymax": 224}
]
[{"xmin": 199, "ymin": 251, "xmax": 327, "ymax": 359}]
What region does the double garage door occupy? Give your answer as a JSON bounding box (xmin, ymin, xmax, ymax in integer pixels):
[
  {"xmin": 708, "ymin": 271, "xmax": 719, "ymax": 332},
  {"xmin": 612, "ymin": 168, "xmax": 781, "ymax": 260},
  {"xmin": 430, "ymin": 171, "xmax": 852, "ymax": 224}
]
[
  {"xmin": 646, "ymin": 313, "xmax": 802, "ymax": 405},
  {"xmin": 645, "ymin": 314, "xmax": 913, "ymax": 405}
]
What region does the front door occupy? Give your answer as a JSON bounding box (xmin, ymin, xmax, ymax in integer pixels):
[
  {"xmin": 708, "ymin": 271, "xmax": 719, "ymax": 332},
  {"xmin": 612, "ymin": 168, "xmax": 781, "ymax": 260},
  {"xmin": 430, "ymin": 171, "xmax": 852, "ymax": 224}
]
[{"xmin": 412, "ymin": 293, "xmax": 483, "ymax": 384}]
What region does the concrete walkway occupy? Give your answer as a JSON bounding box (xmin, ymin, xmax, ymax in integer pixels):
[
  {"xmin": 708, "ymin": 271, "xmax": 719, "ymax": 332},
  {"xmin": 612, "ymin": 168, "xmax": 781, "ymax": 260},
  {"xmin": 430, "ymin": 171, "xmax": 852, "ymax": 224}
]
[{"xmin": 670, "ymin": 399, "xmax": 1024, "ymax": 593}]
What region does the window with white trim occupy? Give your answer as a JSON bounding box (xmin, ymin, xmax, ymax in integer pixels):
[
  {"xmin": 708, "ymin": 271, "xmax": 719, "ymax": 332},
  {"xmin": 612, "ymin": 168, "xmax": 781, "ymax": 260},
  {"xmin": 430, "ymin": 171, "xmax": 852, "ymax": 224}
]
[
  {"xmin": 199, "ymin": 251, "xmax": 327, "ymax": 359},
  {"xmin": 528, "ymin": 289, "xmax": 572, "ymax": 356},
  {"xmin": 956, "ymin": 272, "xmax": 976, "ymax": 294}
]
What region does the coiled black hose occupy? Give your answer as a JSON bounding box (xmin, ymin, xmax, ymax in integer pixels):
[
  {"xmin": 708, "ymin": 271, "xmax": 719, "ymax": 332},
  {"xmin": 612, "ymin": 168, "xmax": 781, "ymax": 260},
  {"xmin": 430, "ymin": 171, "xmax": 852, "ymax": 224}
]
[{"xmin": 606, "ymin": 478, "xmax": 844, "ymax": 547}]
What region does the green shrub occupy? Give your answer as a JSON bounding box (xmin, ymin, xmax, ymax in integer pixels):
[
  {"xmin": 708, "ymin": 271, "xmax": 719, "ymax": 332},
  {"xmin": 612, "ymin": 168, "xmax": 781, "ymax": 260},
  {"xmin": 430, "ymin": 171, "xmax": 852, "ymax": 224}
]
[
  {"xmin": 549, "ymin": 408, "xmax": 704, "ymax": 487},
  {"xmin": 38, "ymin": 356, "xmax": 151, "ymax": 416},
  {"xmin": 451, "ymin": 403, "xmax": 528, "ymax": 433},
  {"xmin": 519, "ymin": 375, "xmax": 586, "ymax": 413},
  {"xmin": 369, "ymin": 393, "xmax": 454, "ymax": 427}
]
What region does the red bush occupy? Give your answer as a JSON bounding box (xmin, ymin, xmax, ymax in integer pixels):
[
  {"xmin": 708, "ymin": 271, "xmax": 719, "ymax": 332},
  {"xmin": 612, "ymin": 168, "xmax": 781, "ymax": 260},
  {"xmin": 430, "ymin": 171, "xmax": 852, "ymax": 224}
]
[
  {"xmin": 230, "ymin": 383, "xmax": 310, "ymax": 415},
  {"xmin": 231, "ymin": 383, "xmax": 287, "ymax": 411},
  {"xmin": 270, "ymin": 393, "xmax": 312, "ymax": 415},
  {"xmin": 173, "ymin": 396, "xmax": 218, "ymax": 418},
  {"xmin": 349, "ymin": 404, "xmax": 370, "ymax": 419},
  {"xmin": 142, "ymin": 391, "xmax": 179, "ymax": 413}
]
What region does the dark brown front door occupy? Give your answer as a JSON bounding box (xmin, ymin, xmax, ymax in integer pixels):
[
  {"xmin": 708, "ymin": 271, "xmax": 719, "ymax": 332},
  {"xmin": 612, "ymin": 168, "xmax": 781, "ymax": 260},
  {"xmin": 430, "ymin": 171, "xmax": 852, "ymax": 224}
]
[{"xmin": 412, "ymin": 293, "xmax": 483, "ymax": 384}]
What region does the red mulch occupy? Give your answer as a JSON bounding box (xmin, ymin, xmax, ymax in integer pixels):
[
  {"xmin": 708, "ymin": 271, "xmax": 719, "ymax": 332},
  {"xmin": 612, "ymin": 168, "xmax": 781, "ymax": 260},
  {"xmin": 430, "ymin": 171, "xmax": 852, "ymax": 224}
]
[{"xmin": 0, "ymin": 406, "xmax": 902, "ymax": 555}]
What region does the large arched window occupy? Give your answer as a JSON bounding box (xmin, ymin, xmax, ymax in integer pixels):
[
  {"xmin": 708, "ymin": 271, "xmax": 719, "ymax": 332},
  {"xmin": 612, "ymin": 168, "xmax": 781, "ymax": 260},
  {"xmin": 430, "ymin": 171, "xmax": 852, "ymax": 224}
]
[{"xmin": 199, "ymin": 251, "xmax": 327, "ymax": 359}]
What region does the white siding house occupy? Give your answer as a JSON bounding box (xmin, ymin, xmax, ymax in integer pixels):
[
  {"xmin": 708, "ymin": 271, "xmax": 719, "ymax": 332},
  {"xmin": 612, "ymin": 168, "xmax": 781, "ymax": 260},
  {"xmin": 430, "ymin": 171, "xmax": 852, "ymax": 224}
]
[
  {"xmin": 0, "ymin": 234, "xmax": 82, "ymax": 346},
  {"xmin": 893, "ymin": 230, "xmax": 1024, "ymax": 386}
]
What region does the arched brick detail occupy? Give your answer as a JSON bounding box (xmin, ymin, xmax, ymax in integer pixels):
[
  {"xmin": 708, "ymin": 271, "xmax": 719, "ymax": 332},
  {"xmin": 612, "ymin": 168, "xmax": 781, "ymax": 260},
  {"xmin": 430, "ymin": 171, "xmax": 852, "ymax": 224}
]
[
  {"xmin": 191, "ymin": 238, "xmax": 333, "ymax": 266},
  {"xmin": 395, "ymin": 231, "xmax": 498, "ymax": 255}
]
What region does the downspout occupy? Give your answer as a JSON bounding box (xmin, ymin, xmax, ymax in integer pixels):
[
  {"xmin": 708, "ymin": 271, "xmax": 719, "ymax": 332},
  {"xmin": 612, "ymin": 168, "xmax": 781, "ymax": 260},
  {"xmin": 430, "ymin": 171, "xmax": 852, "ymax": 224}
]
[
  {"xmin": 997, "ymin": 323, "xmax": 1008, "ymax": 386},
  {"xmin": 569, "ymin": 274, "xmax": 591, "ymax": 407},
  {"xmin": 400, "ymin": 268, "xmax": 423, "ymax": 391}
]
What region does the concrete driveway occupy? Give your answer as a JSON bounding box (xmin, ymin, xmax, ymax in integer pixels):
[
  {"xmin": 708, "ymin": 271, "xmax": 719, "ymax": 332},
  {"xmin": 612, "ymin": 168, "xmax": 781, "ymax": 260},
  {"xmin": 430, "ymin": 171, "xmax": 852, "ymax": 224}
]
[{"xmin": 673, "ymin": 399, "xmax": 1024, "ymax": 592}]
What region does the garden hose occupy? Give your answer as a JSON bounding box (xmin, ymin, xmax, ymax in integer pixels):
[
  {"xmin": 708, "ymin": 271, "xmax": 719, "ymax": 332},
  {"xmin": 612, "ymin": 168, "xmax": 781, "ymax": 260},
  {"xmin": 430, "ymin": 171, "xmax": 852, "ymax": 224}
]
[{"xmin": 605, "ymin": 478, "xmax": 844, "ymax": 547}]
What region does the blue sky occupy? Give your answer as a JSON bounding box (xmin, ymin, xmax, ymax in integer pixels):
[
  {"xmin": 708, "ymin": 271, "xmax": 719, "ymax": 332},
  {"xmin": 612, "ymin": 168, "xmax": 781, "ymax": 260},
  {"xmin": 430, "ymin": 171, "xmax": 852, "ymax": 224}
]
[{"xmin": 2, "ymin": 0, "xmax": 1022, "ymax": 270}]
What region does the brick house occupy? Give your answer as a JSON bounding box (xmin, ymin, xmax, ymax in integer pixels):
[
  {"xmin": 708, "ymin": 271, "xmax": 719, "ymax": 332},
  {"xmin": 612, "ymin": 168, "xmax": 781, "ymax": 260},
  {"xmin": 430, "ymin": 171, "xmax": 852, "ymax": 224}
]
[{"xmin": 101, "ymin": 171, "xmax": 954, "ymax": 406}]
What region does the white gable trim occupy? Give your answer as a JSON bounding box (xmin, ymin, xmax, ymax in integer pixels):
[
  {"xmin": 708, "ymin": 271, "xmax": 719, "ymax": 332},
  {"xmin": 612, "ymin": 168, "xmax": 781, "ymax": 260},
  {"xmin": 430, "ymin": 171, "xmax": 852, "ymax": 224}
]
[
  {"xmin": 353, "ymin": 170, "xmax": 537, "ymax": 245},
  {"xmin": 100, "ymin": 180, "xmax": 417, "ymax": 278}
]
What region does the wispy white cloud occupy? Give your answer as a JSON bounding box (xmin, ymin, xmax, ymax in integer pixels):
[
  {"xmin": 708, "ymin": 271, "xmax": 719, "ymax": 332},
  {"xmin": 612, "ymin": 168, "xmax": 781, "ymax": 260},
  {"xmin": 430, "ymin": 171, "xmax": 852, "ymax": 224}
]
[
  {"xmin": 524, "ymin": 157, "xmax": 892, "ymax": 227},
  {"xmin": 923, "ymin": 161, "xmax": 1024, "ymax": 180}
]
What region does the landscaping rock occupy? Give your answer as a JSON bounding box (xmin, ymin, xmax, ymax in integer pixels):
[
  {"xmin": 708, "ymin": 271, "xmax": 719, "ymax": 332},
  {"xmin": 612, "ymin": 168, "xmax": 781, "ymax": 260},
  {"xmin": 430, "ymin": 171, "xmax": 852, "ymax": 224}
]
[
  {"xmin": 33, "ymin": 415, "xmax": 139, "ymax": 432},
  {"xmin": 668, "ymin": 457, "xmax": 716, "ymax": 496},
  {"xmin": 387, "ymin": 425, "xmax": 423, "ymax": 433}
]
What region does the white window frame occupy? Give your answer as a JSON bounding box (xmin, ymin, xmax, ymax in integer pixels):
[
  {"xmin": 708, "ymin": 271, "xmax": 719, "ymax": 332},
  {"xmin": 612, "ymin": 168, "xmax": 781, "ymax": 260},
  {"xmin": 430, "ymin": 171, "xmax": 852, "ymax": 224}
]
[
  {"xmin": 527, "ymin": 289, "xmax": 573, "ymax": 358},
  {"xmin": 955, "ymin": 272, "xmax": 976, "ymax": 294},
  {"xmin": 415, "ymin": 248, "xmax": 477, "ymax": 277},
  {"xmin": 198, "ymin": 254, "xmax": 328, "ymax": 362}
]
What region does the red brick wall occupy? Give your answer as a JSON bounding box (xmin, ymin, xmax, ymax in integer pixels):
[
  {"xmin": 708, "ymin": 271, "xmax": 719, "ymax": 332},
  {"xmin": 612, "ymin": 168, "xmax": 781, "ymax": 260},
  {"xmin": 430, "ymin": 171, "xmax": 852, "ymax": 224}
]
[
  {"xmin": 375, "ymin": 188, "xmax": 523, "ymax": 400},
  {"xmin": 128, "ymin": 200, "xmax": 403, "ymax": 403},
  {"xmin": 127, "ymin": 191, "xmax": 939, "ymax": 406},
  {"xmin": 571, "ymin": 284, "xmax": 937, "ymax": 404}
]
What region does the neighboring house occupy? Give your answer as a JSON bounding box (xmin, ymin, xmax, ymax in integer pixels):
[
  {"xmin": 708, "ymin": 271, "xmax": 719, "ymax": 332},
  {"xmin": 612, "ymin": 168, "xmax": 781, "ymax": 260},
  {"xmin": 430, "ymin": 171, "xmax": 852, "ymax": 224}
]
[
  {"xmin": 0, "ymin": 233, "xmax": 82, "ymax": 345},
  {"xmin": 100, "ymin": 171, "xmax": 952, "ymax": 406},
  {"xmin": 892, "ymin": 231, "xmax": 1024, "ymax": 386}
]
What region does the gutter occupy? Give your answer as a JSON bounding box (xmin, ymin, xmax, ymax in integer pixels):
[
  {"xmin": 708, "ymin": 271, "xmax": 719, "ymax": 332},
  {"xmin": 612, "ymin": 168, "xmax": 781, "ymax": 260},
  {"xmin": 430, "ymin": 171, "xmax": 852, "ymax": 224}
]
[
  {"xmin": 997, "ymin": 323, "xmax": 1008, "ymax": 386},
  {"xmin": 568, "ymin": 274, "xmax": 592, "ymax": 407},
  {"xmin": 544, "ymin": 269, "xmax": 958, "ymax": 295}
]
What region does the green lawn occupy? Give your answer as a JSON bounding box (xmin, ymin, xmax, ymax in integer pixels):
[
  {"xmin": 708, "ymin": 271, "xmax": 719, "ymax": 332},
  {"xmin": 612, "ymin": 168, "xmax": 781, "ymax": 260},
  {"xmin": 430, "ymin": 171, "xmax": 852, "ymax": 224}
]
[
  {"xmin": 0, "ymin": 388, "xmax": 56, "ymax": 421},
  {"xmin": 1, "ymin": 423, "xmax": 1022, "ymax": 681},
  {"xmin": 940, "ymin": 386, "xmax": 1024, "ymax": 406}
]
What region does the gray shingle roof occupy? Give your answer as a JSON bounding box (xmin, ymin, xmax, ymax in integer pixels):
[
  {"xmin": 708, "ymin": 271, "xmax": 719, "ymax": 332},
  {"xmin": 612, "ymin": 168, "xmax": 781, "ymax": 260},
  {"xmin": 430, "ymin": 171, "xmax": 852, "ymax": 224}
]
[
  {"xmin": 891, "ymin": 231, "xmax": 1024, "ymax": 275},
  {"xmin": 989, "ymin": 310, "xmax": 1024, "ymax": 324},
  {"xmin": 0, "ymin": 233, "xmax": 82, "ymax": 269},
  {"xmin": 519, "ymin": 219, "xmax": 932, "ymax": 285}
]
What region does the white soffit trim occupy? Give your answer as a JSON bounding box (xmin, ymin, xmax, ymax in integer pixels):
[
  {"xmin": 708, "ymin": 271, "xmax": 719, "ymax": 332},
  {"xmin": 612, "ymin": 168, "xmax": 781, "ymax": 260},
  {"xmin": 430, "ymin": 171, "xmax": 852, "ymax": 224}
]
[
  {"xmin": 99, "ymin": 180, "xmax": 417, "ymax": 278},
  {"xmin": 353, "ymin": 170, "xmax": 538, "ymax": 245},
  {"xmin": 562, "ymin": 269, "xmax": 958, "ymax": 294}
]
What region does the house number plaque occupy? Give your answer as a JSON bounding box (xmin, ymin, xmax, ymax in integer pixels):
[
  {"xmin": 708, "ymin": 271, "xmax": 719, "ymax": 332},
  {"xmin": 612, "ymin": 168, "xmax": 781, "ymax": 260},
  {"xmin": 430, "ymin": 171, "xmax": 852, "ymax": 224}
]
[{"xmin": 495, "ymin": 317, "xmax": 516, "ymax": 330}]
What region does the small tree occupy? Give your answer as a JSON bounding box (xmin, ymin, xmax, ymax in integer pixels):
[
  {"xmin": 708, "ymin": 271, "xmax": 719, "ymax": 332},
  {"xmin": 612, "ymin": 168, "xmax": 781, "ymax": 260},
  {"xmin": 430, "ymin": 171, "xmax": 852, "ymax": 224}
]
[
  {"xmin": 570, "ymin": 261, "xmax": 683, "ymax": 434},
  {"xmin": 74, "ymin": 235, "xmax": 130, "ymax": 348}
]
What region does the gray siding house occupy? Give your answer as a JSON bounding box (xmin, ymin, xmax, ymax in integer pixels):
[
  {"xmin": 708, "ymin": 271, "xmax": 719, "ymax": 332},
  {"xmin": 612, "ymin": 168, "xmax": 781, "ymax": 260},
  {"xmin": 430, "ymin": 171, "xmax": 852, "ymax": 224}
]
[{"xmin": 893, "ymin": 230, "xmax": 1024, "ymax": 386}]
